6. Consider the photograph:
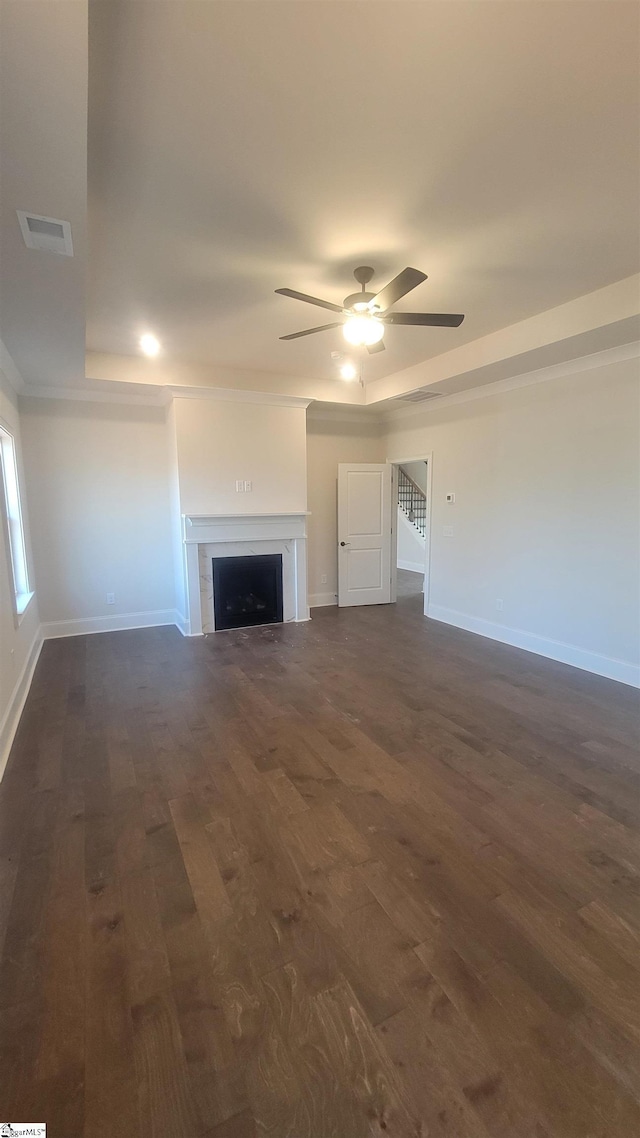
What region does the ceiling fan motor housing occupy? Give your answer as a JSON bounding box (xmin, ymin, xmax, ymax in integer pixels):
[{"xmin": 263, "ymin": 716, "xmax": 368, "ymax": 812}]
[{"xmin": 343, "ymin": 290, "xmax": 376, "ymax": 311}]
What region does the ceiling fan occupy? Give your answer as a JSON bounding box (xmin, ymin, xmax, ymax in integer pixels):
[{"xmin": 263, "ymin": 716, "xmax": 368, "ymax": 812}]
[{"xmin": 275, "ymin": 266, "xmax": 464, "ymax": 354}]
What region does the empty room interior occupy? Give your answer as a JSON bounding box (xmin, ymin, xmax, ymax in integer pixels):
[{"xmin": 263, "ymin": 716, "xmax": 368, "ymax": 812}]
[{"xmin": 1, "ymin": 2, "xmax": 640, "ymax": 1135}]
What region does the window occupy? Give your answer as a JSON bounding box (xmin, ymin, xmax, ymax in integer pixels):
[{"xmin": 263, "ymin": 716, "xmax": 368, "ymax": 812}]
[{"xmin": 0, "ymin": 423, "xmax": 33, "ymax": 616}]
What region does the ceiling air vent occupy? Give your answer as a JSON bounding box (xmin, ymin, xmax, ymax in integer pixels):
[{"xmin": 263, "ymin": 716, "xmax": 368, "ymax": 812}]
[
  {"xmin": 396, "ymin": 388, "xmax": 443, "ymax": 404},
  {"xmin": 17, "ymin": 211, "xmax": 73, "ymax": 256}
]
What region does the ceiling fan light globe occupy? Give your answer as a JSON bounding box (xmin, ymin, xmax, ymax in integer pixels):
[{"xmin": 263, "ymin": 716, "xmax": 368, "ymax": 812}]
[
  {"xmin": 367, "ymin": 319, "xmax": 385, "ymax": 344},
  {"xmin": 343, "ymin": 316, "xmax": 385, "ymax": 346}
]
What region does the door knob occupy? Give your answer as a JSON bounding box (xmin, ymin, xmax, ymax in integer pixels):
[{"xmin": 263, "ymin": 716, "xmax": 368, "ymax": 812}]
[{"xmin": 340, "ymin": 541, "xmax": 350, "ymax": 547}]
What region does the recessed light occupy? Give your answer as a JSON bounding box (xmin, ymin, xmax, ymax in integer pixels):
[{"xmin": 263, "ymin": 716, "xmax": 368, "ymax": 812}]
[
  {"xmin": 340, "ymin": 362, "xmax": 357, "ymax": 381},
  {"xmin": 139, "ymin": 333, "xmax": 160, "ymax": 357}
]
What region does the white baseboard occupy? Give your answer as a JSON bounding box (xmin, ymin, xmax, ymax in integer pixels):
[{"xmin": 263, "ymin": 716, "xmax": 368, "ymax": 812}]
[
  {"xmin": 398, "ymin": 560, "xmax": 425, "ymax": 575},
  {"xmin": 0, "ymin": 628, "xmax": 44, "ymax": 782},
  {"xmin": 41, "ymin": 609, "xmax": 179, "ymax": 639},
  {"xmin": 427, "ymin": 604, "xmax": 640, "ymax": 688},
  {"xmin": 174, "ymin": 611, "xmax": 190, "ymax": 636},
  {"xmin": 309, "ymin": 592, "xmax": 338, "ymax": 608}
]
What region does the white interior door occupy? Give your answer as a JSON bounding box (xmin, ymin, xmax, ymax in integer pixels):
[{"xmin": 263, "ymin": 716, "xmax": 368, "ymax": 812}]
[{"xmin": 337, "ymin": 463, "xmax": 392, "ymax": 607}]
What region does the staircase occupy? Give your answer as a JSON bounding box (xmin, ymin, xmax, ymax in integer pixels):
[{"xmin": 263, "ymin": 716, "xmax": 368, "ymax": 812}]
[{"xmin": 398, "ymin": 466, "xmax": 427, "ymax": 536}]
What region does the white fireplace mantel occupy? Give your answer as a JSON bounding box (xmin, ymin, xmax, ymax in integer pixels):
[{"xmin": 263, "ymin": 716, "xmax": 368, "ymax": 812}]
[{"xmin": 181, "ymin": 512, "xmax": 310, "ymax": 635}]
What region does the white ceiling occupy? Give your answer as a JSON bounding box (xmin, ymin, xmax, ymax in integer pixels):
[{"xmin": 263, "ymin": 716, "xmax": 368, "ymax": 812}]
[
  {"xmin": 0, "ymin": 0, "xmax": 87, "ymax": 389},
  {"xmin": 1, "ymin": 1, "xmax": 639, "ymax": 400},
  {"xmin": 86, "ymin": 0, "xmax": 639, "ymax": 385}
]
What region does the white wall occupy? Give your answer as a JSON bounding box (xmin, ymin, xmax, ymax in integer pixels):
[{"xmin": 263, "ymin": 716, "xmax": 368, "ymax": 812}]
[
  {"xmin": 15, "ymin": 394, "xmax": 308, "ymax": 641},
  {"xmin": 0, "ymin": 369, "xmax": 41, "ymax": 773},
  {"xmin": 306, "ymin": 415, "xmax": 385, "ymax": 605},
  {"xmin": 173, "ymin": 398, "xmax": 308, "ymax": 516},
  {"xmin": 386, "ymin": 356, "xmax": 640, "ymax": 684},
  {"xmin": 20, "ymin": 398, "xmax": 175, "ymax": 631},
  {"xmin": 5, "ymin": 352, "xmax": 637, "ymax": 719},
  {"xmin": 167, "ymin": 400, "xmax": 187, "ymax": 627},
  {"xmin": 397, "ymin": 506, "xmax": 426, "ymax": 575}
]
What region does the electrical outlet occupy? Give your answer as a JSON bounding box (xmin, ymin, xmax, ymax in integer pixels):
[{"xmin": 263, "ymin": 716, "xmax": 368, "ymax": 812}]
[
  {"xmin": 321, "ymin": 573, "xmax": 327, "ymax": 584},
  {"xmin": 496, "ymin": 598, "xmax": 504, "ymax": 611},
  {"xmin": 244, "ymin": 480, "xmax": 252, "ymax": 492},
  {"xmin": 235, "ymin": 480, "xmax": 244, "ymax": 492},
  {"xmin": 443, "ymin": 525, "xmax": 454, "ymax": 537},
  {"xmin": 106, "ymin": 592, "xmax": 115, "ymax": 605}
]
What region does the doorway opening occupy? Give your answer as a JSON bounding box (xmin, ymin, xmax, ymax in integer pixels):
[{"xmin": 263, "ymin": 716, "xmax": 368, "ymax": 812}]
[{"xmin": 391, "ymin": 457, "xmax": 432, "ymax": 616}]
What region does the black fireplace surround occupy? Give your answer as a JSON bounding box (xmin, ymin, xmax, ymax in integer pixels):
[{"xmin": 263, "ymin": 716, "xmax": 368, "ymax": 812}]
[{"xmin": 212, "ymin": 553, "xmax": 283, "ymax": 631}]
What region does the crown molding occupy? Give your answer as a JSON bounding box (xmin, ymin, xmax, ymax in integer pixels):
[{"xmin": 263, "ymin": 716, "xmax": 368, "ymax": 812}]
[
  {"xmin": 19, "ymin": 384, "xmax": 166, "ymax": 408},
  {"xmin": 17, "ymin": 342, "xmax": 639, "ymax": 419},
  {"xmin": 381, "ymin": 341, "xmax": 640, "ymax": 423},
  {"xmin": 306, "ymin": 404, "xmax": 384, "ymax": 426},
  {"xmin": 85, "ymin": 350, "xmax": 364, "ymax": 407},
  {"xmin": 18, "ymin": 380, "xmax": 312, "ymax": 411},
  {"xmin": 165, "ymin": 385, "xmax": 312, "ymax": 410}
]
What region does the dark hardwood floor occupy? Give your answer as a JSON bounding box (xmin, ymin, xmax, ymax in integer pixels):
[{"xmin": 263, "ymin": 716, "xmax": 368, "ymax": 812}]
[
  {"xmin": 1, "ymin": 591, "xmax": 639, "ymax": 1136},
  {"xmin": 396, "ymin": 567, "xmax": 424, "ymax": 598}
]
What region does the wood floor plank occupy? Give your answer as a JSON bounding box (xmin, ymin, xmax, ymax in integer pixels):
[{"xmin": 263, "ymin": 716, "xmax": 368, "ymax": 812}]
[
  {"xmin": 132, "ymin": 991, "xmax": 201, "ymax": 1138},
  {"xmin": 35, "ymin": 783, "xmax": 86, "ymax": 1090},
  {"xmin": 577, "ymin": 898, "xmax": 640, "ymax": 967},
  {"xmin": 376, "ymin": 1004, "xmax": 495, "ymax": 1138},
  {"xmin": 482, "ymin": 959, "xmax": 640, "ymax": 1136},
  {"xmin": 494, "ymin": 885, "xmax": 640, "ymax": 1046},
  {"xmin": 261, "ymin": 960, "xmax": 382, "ymax": 1136},
  {"xmin": 0, "ymin": 589, "xmax": 638, "ymax": 1134},
  {"xmin": 312, "ymin": 977, "xmax": 423, "ymax": 1136}
]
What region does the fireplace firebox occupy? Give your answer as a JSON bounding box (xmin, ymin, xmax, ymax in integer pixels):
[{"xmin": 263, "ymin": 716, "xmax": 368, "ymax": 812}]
[{"xmin": 212, "ymin": 553, "xmax": 283, "ymax": 631}]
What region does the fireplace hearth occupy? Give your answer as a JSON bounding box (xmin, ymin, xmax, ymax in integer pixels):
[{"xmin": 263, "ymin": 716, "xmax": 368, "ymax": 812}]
[{"xmin": 212, "ymin": 553, "xmax": 283, "ymax": 631}]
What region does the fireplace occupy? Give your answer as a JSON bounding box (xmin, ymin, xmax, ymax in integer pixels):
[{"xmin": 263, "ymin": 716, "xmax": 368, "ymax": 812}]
[
  {"xmin": 212, "ymin": 553, "xmax": 283, "ymax": 631},
  {"xmin": 180, "ymin": 512, "xmax": 308, "ymax": 636}
]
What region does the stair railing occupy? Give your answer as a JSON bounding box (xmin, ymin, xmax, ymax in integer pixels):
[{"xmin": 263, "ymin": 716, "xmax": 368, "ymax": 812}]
[{"xmin": 397, "ymin": 467, "xmax": 427, "ymax": 537}]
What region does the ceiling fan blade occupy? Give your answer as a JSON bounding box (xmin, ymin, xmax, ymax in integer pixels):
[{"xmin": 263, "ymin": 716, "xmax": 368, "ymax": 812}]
[
  {"xmin": 367, "ymin": 340, "xmax": 386, "ymax": 354},
  {"xmin": 383, "ymin": 312, "xmax": 464, "ymax": 327},
  {"xmin": 279, "ymin": 322, "xmax": 342, "ymax": 340},
  {"xmin": 275, "ymin": 288, "xmax": 344, "ymax": 314},
  {"xmin": 369, "ymin": 267, "xmax": 427, "ymax": 312}
]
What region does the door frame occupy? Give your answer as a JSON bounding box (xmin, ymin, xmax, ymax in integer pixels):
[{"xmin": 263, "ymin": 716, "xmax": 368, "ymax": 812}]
[
  {"xmin": 337, "ymin": 462, "xmax": 393, "ymax": 607},
  {"xmin": 389, "ymin": 453, "xmax": 433, "ymax": 616}
]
